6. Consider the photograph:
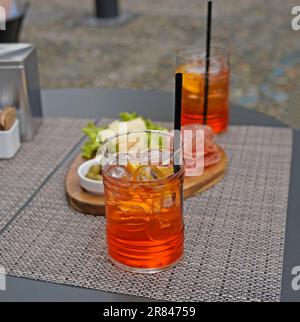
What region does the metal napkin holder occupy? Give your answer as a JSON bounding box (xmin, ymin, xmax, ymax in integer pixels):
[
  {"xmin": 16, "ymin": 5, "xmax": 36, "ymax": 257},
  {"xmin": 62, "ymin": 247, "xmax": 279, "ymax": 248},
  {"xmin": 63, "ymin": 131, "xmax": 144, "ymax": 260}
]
[{"xmin": 0, "ymin": 43, "xmax": 43, "ymax": 141}]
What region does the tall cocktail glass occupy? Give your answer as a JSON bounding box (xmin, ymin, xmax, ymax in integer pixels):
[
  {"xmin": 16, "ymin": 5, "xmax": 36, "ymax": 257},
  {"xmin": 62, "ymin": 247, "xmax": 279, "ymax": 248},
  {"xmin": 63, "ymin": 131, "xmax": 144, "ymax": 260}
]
[
  {"xmin": 176, "ymin": 47, "xmax": 230, "ymax": 134},
  {"xmin": 100, "ymin": 130, "xmax": 184, "ymax": 273}
]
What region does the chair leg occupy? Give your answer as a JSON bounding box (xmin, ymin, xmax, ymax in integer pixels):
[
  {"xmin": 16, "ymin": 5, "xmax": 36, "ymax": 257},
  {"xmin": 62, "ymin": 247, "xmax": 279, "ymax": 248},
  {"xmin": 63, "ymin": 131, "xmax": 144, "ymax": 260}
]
[{"xmin": 95, "ymin": 0, "xmax": 119, "ymax": 18}]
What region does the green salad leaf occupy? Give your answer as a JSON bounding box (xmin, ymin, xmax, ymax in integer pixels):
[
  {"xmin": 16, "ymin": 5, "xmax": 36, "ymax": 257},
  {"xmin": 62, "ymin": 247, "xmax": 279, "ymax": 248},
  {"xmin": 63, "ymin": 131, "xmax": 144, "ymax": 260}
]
[
  {"xmin": 119, "ymin": 112, "xmax": 138, "ymax": 121},
  {"xmin": 119, "ymin": 112, "xmax": 168, "ymax": 132},
  {"xmin": 81, "ymin": 122, "xmax": 98, "ymax": 141},
  {"xmin": 81, "ymin": 113, "xmax": 169, "ymax": 159},
  {"xmin": 143, "ymin": 118, "xmax": 168, "ymax": 132},
  {"xmin": 81, "ymin": 122, "xmax": 104, "ymax": 159}
]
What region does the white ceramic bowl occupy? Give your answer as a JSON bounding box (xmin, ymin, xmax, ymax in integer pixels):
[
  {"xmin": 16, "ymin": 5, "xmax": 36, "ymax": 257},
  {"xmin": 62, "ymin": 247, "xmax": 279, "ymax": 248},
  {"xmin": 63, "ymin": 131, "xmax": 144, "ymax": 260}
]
[{"xmin": 77, "ymin": 158, "xmax": 104, "ymax": 195}]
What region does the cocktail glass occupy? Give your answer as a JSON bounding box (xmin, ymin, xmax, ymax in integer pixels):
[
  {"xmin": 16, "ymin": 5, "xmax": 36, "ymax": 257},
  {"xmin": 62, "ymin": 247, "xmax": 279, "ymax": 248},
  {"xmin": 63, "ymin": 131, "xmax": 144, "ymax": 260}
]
[
  {"xmin": 100, "ymin": 130, "xmax": 184, "ymax": 273},
  {"xmin": 176, "ymin": 47, "xmax": 230, "ymax": 134}
]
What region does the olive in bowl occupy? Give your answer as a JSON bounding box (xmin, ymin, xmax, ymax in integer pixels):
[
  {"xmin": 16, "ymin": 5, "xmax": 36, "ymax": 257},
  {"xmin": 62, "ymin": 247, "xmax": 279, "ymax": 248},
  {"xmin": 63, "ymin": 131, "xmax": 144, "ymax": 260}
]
[
  {"xmin": 78, "ymin": 159, "xmax": 104, "ymax": 195},
  {"xmin": 85, "ymin": 164, "xmax": 102, "ymax": 181}
]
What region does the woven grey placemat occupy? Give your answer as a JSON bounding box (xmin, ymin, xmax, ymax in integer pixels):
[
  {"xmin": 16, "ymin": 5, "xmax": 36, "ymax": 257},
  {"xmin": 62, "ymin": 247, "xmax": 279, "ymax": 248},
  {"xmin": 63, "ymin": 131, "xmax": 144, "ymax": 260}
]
[
  {"xmin": 0, "ymin": 118, "xmax": 89, "ymax": 231},
  {"xmin": 0, "ymin": 125, "xmax": 293, "ymax": 302}
]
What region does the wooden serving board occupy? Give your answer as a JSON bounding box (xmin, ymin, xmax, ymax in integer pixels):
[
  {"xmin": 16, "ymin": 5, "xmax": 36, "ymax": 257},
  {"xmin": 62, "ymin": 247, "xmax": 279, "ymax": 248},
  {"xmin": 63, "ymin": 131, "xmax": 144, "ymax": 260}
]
[{"xmin": 65, "ymin": 146, "xmax": 227, "ymax": 216}]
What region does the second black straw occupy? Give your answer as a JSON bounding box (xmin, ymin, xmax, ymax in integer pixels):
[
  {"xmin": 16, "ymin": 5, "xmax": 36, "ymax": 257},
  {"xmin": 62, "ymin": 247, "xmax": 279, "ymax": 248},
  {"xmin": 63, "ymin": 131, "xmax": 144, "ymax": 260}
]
[{"xmin": 203, "ymin": 1, "xmax": 213, "ymax": 125}]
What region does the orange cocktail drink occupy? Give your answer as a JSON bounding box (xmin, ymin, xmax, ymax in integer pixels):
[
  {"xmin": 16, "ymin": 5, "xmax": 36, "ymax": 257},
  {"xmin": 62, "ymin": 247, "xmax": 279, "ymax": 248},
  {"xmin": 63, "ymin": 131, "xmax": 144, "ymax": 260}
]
[
  {"xmin": 176, "ymin": 47, "xmax": 230, "ymax": 134},
  {"xmin": 101, "ymin": 131, "xmax": 184, "ymax": 273}
]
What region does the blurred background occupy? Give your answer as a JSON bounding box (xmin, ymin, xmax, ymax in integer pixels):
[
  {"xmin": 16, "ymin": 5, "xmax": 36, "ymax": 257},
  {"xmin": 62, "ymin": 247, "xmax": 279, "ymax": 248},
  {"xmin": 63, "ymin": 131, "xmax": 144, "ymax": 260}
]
[{"xmin": 2, "ymin": 0, "xmax": 300, "ymax": 127}]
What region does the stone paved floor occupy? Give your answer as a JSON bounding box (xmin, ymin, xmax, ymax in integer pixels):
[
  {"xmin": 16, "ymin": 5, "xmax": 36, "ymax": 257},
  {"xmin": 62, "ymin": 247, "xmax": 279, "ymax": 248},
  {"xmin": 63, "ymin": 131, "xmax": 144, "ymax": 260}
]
[{"xmin": 20, "ymin": 0, "xmax": 300, "ymax": 127}]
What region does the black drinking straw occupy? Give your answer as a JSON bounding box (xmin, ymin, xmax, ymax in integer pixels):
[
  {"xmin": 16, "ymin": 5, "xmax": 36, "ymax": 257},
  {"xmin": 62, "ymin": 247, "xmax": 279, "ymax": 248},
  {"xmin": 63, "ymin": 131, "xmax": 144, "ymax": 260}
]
[
  {"xmin": 174, "ymin": 73, "xmax": 183, "ymax": 171},
  {"xmin": 203, "ymin": 1, "xmax": 213, "ymax": 125}
]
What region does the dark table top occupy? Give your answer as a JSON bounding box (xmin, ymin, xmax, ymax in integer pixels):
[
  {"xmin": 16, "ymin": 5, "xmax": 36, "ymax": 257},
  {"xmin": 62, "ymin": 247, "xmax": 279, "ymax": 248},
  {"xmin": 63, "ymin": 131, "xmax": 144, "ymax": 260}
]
[{"xmin": 0, "ymin": 88, "xmax": 299, "ymax": 302}]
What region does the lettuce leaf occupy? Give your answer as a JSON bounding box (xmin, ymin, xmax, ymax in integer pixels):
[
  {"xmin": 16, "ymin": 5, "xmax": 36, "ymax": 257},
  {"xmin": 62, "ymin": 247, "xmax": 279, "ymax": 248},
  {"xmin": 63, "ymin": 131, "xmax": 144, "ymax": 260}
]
[
  {"xmin": 119, "ymin": 112, "xmax": 168, "ymax": 132},
  {"xmin": 81, "ymin": 113, "xmax": 169, "ymax": 159},
  {"xmin": 119, "ymin": 112, "xmax": 138, "ymax": 121},
  {"xmin": 81, "ymin": 122, "xmax": 104, "ymax": 159}
]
